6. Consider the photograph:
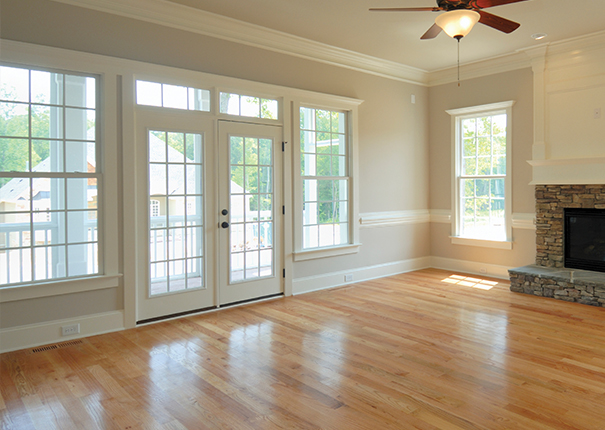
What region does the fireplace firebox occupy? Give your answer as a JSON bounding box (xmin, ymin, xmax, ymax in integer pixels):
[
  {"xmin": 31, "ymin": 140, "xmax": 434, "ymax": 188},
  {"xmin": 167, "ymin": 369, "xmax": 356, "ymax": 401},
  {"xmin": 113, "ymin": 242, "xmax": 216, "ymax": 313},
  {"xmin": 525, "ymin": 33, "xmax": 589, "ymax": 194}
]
[{"xmin": 564, "ymin": 208, "xmax": 605, "ymax": 273}]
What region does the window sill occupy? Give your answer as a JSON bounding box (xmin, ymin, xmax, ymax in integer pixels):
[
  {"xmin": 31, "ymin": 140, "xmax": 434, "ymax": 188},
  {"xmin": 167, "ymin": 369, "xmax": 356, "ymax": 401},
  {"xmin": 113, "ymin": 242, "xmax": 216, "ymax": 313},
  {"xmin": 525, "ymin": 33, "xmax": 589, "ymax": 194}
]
[
  {"xmin": 293, "ymin": 243, "xmax": 362, "ymax": 261},
  {"xmin": 0, "ymin": 274, "xmax": 122, "ymax": 303},
  {"xmin": 450, "ymin": 236, "xmax": 513, "ymax": 250}
]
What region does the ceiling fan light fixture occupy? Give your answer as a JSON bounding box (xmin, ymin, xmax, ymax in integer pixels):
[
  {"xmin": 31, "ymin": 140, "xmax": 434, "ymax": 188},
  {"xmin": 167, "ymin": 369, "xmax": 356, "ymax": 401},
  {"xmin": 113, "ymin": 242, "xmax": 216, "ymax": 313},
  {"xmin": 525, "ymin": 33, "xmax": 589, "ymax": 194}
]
[{"xmin": 435, "ymin": 10, "xmax": 480, "ymax": 39}]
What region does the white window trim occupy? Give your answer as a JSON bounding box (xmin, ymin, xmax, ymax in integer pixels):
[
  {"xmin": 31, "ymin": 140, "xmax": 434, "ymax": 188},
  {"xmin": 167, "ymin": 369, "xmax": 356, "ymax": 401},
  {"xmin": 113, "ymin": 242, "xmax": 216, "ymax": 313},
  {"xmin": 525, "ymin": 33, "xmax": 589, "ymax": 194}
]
[
  {"xmin": 292, "ymin": 101, "xmax": 361, "ymax": 259},
  {"xmin": 447, "ymin": 101, "xmax": 515, "ymax": 248}
]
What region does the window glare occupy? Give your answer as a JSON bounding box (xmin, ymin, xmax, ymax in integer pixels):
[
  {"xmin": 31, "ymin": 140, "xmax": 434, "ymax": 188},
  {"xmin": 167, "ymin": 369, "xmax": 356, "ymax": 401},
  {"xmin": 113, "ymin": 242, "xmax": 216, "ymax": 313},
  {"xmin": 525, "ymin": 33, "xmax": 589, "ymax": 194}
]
[
  {"xmin": 137, "ymin": 81, "xmax": 162, "ymax": 107},
  {"xmin": 0, "ymin": 66, "xmax": 29, "ymax": 102},
  {"xmin": 219, "ymin": 92, "xmax": 278, "ymax": 120},
  {"xmin": 136, "ymin": 80, "xmax": 210, "ymax": 112}
]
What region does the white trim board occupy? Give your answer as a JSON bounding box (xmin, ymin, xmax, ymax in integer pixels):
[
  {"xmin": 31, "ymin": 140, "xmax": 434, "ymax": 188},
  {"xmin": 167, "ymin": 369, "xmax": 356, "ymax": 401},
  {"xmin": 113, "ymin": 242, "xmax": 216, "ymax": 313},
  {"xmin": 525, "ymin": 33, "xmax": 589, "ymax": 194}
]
[
  {"xmin": 292, "ymin": 257, "xmax": 431, "ymax": 295},
  {"xmin": 0, "ymin": 311, "xmax": 124, "ymax": 354},
  {"xmin": 359, "ymin": 210, "xmax": 430, "ymax": 227}
]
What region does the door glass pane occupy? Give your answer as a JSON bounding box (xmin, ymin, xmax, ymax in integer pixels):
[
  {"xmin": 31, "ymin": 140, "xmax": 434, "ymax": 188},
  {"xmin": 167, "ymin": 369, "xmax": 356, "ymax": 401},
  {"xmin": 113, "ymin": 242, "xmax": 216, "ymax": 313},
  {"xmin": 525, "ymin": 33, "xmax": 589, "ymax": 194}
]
[
  {"xmin": 149, "ymin": 130, "xmax": 204, "ymax": 295},
  {"xmin": 229, "ymin": 135, "xmax": 273, "ymax": 283}
]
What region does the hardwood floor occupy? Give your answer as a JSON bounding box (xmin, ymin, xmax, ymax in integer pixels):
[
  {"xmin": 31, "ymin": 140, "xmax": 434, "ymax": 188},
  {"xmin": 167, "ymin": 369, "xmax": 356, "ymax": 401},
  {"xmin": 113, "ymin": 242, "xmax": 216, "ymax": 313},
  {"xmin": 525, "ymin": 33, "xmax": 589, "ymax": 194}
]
[{"xmin": 2, "ymin": 268, "xmax": 605, "ymax": 429}]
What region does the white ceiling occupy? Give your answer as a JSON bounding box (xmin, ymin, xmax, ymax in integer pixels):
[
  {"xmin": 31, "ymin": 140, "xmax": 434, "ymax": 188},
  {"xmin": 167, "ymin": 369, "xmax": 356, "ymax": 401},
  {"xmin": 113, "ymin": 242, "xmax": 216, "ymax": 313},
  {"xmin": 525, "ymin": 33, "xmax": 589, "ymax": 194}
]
[{"xmin": 165, "ymin": 0, "xmax": 605, "ymax": 72}]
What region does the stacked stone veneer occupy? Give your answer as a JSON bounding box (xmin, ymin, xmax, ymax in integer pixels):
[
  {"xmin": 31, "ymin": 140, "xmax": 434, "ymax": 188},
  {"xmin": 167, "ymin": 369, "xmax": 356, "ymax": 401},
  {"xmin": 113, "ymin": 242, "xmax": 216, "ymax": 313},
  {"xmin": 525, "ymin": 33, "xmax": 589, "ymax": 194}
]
[
  {"xmin": 535, "ymin": 184, "xmax": 605, "ymax": 268},
  {"xmin": 509, "ymin": 268, "xmax": 605, "ymax": 306},
  {"xmin": 509, "ymin": 184, "xmax": 605, "ymax": 306}
]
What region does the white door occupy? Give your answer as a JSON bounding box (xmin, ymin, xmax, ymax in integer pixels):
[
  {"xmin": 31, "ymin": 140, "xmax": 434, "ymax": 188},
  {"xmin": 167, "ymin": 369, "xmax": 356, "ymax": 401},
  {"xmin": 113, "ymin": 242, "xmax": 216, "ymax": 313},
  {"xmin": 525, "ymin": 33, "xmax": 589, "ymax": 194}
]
[
  {"xmin": 136, "ymin": 111, "xmax": 215, "ymax": 322},
  {"xmin": 218, "ymin": 121, "xmax": 283, "ymax": 305}
]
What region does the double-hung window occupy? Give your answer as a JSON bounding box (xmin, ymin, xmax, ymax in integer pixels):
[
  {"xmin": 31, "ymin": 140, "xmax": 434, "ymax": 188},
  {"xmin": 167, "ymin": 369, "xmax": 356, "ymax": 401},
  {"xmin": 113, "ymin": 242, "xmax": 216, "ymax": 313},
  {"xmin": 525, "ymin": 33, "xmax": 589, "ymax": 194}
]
[
  {"xmin": 0, "ymin": 65, "xmax": 100, "ymax": 285},
  {"xmin": 448, "ymin": 101, "xmax": 514, "ymax": 249},
  {"xmin": 298, "ymin": 106, "xmax": 351, "ymax": 251}
]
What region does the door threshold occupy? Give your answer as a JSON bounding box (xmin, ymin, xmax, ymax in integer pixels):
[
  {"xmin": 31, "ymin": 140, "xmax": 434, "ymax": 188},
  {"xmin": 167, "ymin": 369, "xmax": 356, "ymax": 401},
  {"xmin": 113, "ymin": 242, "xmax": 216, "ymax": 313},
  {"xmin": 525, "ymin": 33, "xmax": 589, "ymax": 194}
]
[
  {"xmin": 219, "ymin": 293, "xmax": 284, "ymax": 309},
  {"xmin": 136, "ymin": 293, "xmax": 284, "ymax": 326}
]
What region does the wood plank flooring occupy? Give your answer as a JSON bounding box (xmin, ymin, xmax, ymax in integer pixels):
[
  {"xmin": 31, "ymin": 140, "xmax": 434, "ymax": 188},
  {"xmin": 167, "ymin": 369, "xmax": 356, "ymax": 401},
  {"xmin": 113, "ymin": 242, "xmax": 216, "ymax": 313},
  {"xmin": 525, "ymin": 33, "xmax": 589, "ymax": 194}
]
[{"xmin": 2, "ymin": 268, "xmax": 605, "ymax": 429}]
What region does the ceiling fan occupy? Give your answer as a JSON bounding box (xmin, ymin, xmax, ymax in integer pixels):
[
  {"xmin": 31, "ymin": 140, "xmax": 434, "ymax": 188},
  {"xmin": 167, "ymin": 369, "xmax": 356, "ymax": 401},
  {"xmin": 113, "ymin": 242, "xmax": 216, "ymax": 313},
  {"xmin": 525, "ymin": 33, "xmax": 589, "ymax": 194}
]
[{"xmin": 370, "ymin": 0, "xmax": 529, "ymax": 40}]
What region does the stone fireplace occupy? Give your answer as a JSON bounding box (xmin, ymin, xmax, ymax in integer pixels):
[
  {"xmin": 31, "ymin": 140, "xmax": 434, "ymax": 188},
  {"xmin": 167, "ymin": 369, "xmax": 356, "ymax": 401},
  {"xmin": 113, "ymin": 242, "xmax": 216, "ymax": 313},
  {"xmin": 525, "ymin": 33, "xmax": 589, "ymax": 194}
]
[{"xmin": 509, "ymin": 185, "xmax": 605, "ymax": 306}]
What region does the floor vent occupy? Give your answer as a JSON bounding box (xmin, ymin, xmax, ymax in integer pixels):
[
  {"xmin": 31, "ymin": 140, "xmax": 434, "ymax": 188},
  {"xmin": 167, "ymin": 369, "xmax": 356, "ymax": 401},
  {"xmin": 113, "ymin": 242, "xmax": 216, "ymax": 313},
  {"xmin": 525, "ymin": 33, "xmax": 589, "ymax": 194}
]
[{"xmin": 31, "ymin": 339, "xmax": 84, "ymax": 354}]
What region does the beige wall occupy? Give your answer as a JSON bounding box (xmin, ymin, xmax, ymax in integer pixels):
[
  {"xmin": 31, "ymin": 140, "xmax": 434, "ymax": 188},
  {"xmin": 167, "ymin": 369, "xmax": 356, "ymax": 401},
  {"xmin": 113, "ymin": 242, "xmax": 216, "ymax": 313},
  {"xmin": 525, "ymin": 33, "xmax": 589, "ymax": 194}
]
[
  {"xmin": 0, "ymin": 0, "xmax": 430, "ymax": 328},
  {"xmin": 428, "ymin": 68, "xmax": 536, "ymax": 268}
]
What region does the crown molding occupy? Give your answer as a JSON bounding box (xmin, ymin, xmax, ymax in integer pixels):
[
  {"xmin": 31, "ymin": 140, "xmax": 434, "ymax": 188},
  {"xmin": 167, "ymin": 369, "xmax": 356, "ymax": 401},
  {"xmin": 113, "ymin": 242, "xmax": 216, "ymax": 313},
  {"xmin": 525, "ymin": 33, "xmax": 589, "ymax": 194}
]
[
  {"xmin": 45, "ymin": 1, "xmax": 605, "ymax": 88},
  {"xmin": 427, "ymin": 50, "xmax": 532, "ymax": 87},
  {"xmin": 49, "ymin": 0, "xmax": 428, "ymax": 86}
]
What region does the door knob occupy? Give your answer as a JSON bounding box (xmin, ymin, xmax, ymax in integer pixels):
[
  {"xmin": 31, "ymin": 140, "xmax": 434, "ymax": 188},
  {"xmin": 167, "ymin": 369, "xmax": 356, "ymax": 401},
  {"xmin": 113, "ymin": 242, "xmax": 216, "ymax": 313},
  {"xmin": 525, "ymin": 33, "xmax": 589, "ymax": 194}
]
[
  {"xmin": 221, "ymin": 209, "xmax": 229, "ymax": 216},
  {"xmin": 221, "ymin": 221, "xmax": 229, "ymax": 229}
]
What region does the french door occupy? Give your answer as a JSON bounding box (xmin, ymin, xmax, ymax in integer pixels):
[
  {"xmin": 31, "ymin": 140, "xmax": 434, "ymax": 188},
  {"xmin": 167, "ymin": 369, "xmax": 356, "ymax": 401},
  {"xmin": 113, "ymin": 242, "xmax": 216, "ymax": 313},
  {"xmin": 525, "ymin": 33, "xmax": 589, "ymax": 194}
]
[
  {"xmin": 218, "ymin": 121, "xmax": 283, "ymax": 305},
  {"xmin": 136, "ymin": 111, "xmax": 215, "ymax": 322}
]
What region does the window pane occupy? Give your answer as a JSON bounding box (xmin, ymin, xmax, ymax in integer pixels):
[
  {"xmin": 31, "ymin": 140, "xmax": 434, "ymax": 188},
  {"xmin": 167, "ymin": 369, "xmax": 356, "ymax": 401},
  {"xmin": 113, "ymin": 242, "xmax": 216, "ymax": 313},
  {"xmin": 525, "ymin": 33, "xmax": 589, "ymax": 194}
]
[
  {"xmin": 316, "ymin": 110, "xmax": 330, "ymax": 132},
  {"xmin": 31, "ymin": 70, "xmax": 63, "ymax": 105},
  {"xmin": 188, "ymin": 88, "xmax": 210, "ymax": 112},
  {"xmin": 261, "ymin": 99, "xmax": 278, "ymax": 119},
  {"xmin": 31, "ymin": 105, "xmax": 63, "ymax": 139},
  {"xmin": 65, "ymin": 75, "xmax": 93, "ymax": 108},
  {"xmin": 186, "ymin": 164, "xmax": 202, "ymax": 195},
  {"xmin": 32, "ymin": 140, "xmax": 64, "ymax": 172},
  {"xmin": 0, "ymin": 138, "xmax": 29, "ymax": 172},
  {"xmin": 0, "ymin": 102, "xmax": 29, "ymax": 137},
  {"xmin": 241, "ymin": 96, "xmax": 260, "ymax": 118},
  {"xmin": 259, "ymin": 139, "xmax": 272, "ymax": 165},
  {"xmin": 316, "ymin": 155, "xmax": 331, "ymax": 176},
  {"xmin": 0, "ymin": 66, "xmax": 30, "ymax": 103},
  {"xmin": 136, "ymin": 81, "xmax": 162, "ymax": 107},
  {"xmin": 163, "ymin": 84, "xmax": 188, "ymax": 110},
  {"xmin": 220, "ymin": 93, "xmax": 239, "ymax": 115},
  {"xmin": 67, "ymin": 243, "xmax": 96, "ymax": 277},
  {"xmin": 244, "ymin": 138, "xmax": 258, "ymax": 165},
  {"xmin": 66, "ymin": 178, "xmax": 95, "ymax": 210},
  {"xmin": 186, "ymin": 133, "xmax": 203, "ymax": 163},
  {"xmin": 65, "ymin": 141, "xmax": 94, "ymax": 173}
]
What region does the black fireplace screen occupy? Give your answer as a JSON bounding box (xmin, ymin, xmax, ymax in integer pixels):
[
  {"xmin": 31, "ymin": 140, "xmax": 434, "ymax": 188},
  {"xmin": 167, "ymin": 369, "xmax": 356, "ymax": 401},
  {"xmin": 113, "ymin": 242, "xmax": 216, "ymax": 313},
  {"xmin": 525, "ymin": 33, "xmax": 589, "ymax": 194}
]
[{"xmin": 564, "ymin": 208, "xmax": 605, "ymax": 273}]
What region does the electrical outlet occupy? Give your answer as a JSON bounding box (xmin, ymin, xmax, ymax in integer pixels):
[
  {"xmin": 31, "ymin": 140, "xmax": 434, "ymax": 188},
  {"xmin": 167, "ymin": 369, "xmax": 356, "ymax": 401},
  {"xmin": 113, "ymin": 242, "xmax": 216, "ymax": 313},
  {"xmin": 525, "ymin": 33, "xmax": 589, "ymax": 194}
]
[
  {"xmin": 345, "ymin": 274, "xmax": 354, "ymax": 282},
  {"xmin": 62, "ymin": 324, "xmax": 80, "ymax": 336}
]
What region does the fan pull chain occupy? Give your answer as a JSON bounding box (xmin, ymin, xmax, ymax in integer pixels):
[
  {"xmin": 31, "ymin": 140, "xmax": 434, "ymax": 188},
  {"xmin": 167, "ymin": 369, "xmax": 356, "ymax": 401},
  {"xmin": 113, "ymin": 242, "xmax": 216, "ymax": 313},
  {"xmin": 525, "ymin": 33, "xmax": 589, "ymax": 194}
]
[{"xmin": 457, "ymin": 37, "xmax": 461, "ymax": 87}]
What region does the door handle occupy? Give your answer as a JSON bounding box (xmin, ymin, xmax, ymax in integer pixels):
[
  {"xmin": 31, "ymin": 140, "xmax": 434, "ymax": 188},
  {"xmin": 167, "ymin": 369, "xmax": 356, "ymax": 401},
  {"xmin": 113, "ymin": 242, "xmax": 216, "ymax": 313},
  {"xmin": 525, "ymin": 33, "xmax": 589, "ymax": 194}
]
[
  {"xmin": 221, "ymin": 221, "xmax": 229, "ymax": 229},
  {"xmin": 221, "ymin": 209, "xmax": 229, "ymax": 216}
]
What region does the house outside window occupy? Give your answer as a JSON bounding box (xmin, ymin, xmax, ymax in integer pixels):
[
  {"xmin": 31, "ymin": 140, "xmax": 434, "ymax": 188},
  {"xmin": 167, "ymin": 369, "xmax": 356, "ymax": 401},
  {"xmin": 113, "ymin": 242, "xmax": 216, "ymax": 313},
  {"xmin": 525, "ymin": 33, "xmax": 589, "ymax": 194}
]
[
  {"xmin": 0, "ymin": 65, "xmax": 100, "ymax": 285},
  {"xmin": 448, "ymin": 101, "xmax": 514, "ymax": 249}
]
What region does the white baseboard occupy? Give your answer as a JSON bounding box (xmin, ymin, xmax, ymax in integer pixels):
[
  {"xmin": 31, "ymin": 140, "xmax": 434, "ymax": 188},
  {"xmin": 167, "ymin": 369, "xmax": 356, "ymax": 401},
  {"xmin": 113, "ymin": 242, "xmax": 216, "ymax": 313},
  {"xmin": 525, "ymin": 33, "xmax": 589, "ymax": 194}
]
[
  {"xmin": 429, "ymin": 256, "xmax": 511, "ymax": 280},
  {"xmin": 0, "ymin": 311, "xmax": 124, "ymax": 354},
  {"xmin": 292, "ymin": 257, "xmax": 432, "ymax": 295}
]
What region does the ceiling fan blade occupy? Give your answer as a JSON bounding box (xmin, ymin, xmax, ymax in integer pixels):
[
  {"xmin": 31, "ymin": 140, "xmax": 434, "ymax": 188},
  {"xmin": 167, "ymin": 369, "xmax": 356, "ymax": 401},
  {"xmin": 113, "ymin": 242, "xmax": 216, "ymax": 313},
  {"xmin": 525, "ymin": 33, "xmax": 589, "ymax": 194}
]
[
  {"xmin": 477, "ymin": 10, "xmax": 520, "ymax": 33},
  {"xmin": 369, "ymin": 7, "xmax": 441, "ymax": 12},
  {"xmin": 473, "ymin": 0, "xmax": 530, "ymax": 8},
  {"xmin": 421, "ymin": 23, "xmax": 442, "ymax": 40}
]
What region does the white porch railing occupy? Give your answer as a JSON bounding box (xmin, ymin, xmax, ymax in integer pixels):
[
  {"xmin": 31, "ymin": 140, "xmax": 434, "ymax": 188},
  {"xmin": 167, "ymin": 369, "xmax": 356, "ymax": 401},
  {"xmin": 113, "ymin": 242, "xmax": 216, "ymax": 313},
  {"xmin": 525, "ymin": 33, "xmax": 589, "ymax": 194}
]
[{"xmin": 0, "ymin": 220, "xmax": 98, "ymax": 285}]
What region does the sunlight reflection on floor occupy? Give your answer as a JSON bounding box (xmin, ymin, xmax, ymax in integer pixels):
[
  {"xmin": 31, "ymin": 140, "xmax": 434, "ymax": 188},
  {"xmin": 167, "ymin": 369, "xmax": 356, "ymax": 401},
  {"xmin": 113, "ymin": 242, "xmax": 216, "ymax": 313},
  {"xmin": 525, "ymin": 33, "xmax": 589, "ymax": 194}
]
[{"xmin": 441, "ymin": 274, "xmax": 499, "ymax": 290}]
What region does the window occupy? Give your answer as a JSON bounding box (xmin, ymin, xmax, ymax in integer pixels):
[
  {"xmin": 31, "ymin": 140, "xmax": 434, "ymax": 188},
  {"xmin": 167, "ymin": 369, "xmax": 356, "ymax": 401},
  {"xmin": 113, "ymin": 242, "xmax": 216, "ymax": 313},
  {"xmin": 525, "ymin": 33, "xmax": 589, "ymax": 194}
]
[
  {"xmin": 299, "ymin": 106, "xmax": 349, "ymax": 249},
  {"xmin": 136, "ymin": 80, "xmax": 210, "ymax": 112},
  {"xmin": 0, "ymin": 65, "xmax": 100, "ymax": 285},
  {"xmin": 219, "ymin": 92, "xmax": 278, "ymax": 120},
  {"xmin": 148, "ymin": 130, "xmax": 204, "ymax": 294},
  {"xmin": 448, "ymin": 101, "xmax": 514, "ymax": 248}
]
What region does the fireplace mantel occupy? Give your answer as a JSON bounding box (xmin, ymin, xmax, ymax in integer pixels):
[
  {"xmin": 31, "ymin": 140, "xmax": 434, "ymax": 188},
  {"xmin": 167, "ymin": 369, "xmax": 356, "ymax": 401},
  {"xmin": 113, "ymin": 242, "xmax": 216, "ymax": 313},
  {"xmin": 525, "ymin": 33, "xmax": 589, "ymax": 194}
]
[{"xmin": 528, "ymin": 157, "xmax": 605, "ymax": 185}]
